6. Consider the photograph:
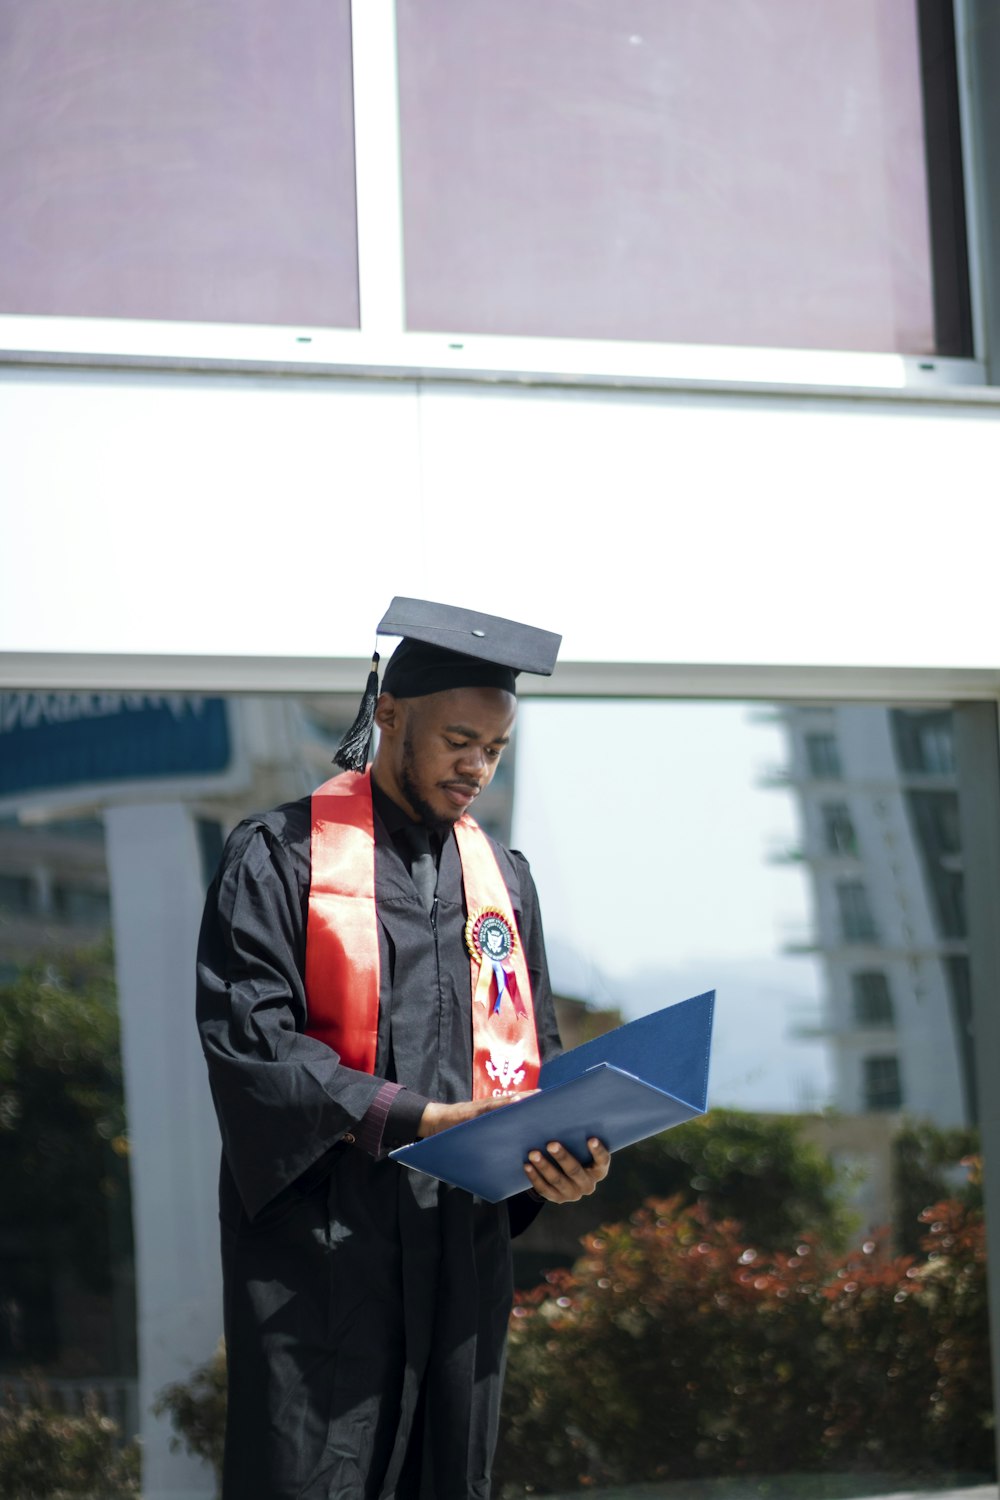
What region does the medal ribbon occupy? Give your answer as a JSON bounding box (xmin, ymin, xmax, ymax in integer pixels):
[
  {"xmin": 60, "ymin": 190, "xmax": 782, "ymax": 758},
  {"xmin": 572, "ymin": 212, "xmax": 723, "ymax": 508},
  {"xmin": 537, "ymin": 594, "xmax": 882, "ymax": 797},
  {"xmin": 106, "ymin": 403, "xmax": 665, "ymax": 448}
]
[
  {"xmin": 468, "ymin": 913, "xmax": 528, "ymax": 1019},
  {"xmin": 305, "ymin": 772, "xmax": 540, "ymax": 1100}
]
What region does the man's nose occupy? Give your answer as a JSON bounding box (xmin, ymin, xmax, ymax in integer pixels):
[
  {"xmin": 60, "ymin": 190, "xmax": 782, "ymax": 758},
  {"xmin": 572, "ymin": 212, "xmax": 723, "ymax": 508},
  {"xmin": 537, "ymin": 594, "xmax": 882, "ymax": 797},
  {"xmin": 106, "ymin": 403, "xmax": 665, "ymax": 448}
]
[{"xmin": 455, "ymin": 745, "xmax": 488, "ymax": 778}]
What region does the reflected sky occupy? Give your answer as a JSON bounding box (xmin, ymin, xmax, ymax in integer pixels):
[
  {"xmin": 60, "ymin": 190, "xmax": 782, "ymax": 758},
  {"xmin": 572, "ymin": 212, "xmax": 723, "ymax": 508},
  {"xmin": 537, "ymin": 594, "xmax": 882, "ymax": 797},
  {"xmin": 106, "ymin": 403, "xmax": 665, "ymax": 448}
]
[{"xmin": 512, "ymin": 699, "xmax": 831, "ymax": 1113}]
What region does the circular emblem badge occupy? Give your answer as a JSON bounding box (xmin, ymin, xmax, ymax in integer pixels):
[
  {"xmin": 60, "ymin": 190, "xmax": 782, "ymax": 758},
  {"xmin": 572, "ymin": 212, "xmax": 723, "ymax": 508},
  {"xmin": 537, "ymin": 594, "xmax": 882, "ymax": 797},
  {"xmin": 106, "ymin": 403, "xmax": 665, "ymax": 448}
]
[{"xmin": 464, "ymin": 907, "xmax": 516, "ymax": 964}]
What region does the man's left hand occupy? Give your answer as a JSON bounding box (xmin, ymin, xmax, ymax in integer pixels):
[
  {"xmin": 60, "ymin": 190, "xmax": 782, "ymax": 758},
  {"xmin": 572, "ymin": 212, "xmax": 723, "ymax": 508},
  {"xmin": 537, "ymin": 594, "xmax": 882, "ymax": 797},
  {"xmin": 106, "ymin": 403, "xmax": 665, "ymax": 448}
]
[{"xmin": 524, "ymin": 1138, "xmax": 610, "ymax": 1203}]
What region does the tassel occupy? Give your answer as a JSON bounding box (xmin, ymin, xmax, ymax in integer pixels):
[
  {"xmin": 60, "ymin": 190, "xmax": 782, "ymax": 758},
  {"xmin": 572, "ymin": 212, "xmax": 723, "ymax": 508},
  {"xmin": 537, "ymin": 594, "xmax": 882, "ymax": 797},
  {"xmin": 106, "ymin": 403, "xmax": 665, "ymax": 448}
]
[{"xmin": 333, "ymin": 652, "xmax": 380, "ymax": 771}]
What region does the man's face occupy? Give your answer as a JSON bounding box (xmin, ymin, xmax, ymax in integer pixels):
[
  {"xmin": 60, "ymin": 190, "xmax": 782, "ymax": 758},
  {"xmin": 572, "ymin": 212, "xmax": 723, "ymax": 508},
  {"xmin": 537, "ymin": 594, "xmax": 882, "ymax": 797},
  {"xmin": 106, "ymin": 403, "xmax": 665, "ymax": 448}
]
[{"xmin": 373, "ymin": 685, "xmax": 516, "ymax": 831}]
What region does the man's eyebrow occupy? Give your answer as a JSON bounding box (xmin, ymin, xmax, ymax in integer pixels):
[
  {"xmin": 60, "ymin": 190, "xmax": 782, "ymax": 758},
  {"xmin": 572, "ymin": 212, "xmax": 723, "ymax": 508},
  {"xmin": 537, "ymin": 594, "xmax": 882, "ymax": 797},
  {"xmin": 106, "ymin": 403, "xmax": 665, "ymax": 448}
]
[{"xmin": 444, "ymin": 723, "xmax": 511, "ymax": 745}]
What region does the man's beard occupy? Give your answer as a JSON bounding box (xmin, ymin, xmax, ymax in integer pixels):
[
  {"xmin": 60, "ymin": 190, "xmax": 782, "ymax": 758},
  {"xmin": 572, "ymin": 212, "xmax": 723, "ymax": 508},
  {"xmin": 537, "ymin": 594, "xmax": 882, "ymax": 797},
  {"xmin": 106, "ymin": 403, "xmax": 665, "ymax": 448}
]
[{"xmin": 400, "ymin": 732, "xmax": 458, "ymax": 838}]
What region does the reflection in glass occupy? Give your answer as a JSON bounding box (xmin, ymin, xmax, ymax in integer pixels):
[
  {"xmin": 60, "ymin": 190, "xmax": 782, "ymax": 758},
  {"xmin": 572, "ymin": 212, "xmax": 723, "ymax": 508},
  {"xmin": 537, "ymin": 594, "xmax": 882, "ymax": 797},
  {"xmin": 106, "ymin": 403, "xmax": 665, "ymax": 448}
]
[
  {"xmin": 502, "ymin": 697, "xmax": 992, "ymax": 1495},
  {"xmin": 0, "ymin": 1, "xmax": 359, "ymax": 327},
  {"xmin": 781, "ymin": 703, "xmax": 973, "ymax": 1128},
  {"xmin": 0, "ymin": 811, "xmax": 136, "ymax": 1441},
  {"xmin": 805, "ymin": 730, "xmax": 843, "ymax": 778},
  {"xmin": 0, "ymin": 691, "xmax": 993, "ymax": 1498},
  {"xmin": 822, "ymin": 800, "xmax": 858, "ymax": 855},
  {"xmin": 397, "ymin": 0, "xmax": 965, "ymax": 353},
  {"xmin": 863, "ymin": 1053, "xmax": 904, "ymax": 1111},
  {"xmin": 851, "ymin": 970, "xmax": 895, "ymax": 1028}
]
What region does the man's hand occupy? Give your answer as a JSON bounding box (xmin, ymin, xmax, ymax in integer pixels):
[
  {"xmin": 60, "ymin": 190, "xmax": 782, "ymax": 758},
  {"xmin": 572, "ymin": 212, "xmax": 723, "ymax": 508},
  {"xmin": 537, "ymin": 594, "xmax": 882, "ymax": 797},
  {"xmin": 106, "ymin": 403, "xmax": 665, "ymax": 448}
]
[
  {"xmin": 524, "ymin": 1138, "xmax": 611, "ymax": 1203},
  {"xmin": 417, "ymin": 1094, "xmax": 536, "ymax": 1138}
]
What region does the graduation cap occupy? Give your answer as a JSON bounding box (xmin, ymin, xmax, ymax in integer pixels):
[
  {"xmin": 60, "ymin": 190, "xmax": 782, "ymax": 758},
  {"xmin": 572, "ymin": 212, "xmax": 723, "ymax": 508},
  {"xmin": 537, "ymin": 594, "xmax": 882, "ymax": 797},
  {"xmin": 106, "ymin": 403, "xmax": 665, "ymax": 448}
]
[{"xmin": 333, "ymin": 597, "xmax": 562, "ymax": 772}]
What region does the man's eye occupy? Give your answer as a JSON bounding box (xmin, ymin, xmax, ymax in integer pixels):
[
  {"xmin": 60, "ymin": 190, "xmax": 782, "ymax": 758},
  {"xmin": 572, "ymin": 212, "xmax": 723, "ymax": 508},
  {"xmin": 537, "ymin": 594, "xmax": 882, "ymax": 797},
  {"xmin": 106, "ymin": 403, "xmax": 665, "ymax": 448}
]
[
  {"xmin": 446, "ymin": 739, "xmax": 467, "ymax": 750},
  {"xmin": 485, "ymin": 747, "xmax": 501, "ymax": 761}
]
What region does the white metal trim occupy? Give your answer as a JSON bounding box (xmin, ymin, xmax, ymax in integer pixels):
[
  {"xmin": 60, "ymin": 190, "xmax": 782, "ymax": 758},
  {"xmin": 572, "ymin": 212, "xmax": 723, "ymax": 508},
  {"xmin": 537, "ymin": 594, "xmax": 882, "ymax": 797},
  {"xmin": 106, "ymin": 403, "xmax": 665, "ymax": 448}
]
[
  {"xmin": 350, "ymin": 0, "xmax": 406, "ymax": 336},
  {"xmin": 0, "ymin": 316, "xmax": 990, "ymax": 403},
  {"xmin": 952, "ymin": 0, "xmax": 988, "ymax": 367},
  {"xmin": 2, "ymin": 654, "xmax": 998, "ymax": 703}
]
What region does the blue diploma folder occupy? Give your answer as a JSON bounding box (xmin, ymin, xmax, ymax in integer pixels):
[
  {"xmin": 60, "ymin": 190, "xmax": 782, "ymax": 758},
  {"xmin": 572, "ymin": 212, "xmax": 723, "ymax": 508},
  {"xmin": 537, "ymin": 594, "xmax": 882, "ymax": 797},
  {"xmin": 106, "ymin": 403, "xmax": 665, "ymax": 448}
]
[{"xmin": 390, "ymin": 989, "xmax": 715, "ymax": 1202}]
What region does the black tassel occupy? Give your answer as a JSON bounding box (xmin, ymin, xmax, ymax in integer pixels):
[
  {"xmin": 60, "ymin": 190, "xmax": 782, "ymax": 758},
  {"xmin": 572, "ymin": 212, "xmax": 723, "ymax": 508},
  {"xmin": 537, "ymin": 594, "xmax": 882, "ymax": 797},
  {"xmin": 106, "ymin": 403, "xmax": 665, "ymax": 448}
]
[{"xmin": 333, "ymin": 653, "xmax": 380, "ymax": 771}]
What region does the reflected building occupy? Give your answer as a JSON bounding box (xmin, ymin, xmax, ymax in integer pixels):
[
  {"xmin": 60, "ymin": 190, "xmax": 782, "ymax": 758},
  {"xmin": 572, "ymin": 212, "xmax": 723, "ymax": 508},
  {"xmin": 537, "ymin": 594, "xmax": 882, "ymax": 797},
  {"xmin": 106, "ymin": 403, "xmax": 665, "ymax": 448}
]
[
  {"xmin": 0, "ymin": 814, "xmax": 111, "ymax": 983},
  {"xmin": 774, "ymin": 705, "xmax": 972, "ymax": 1128}
]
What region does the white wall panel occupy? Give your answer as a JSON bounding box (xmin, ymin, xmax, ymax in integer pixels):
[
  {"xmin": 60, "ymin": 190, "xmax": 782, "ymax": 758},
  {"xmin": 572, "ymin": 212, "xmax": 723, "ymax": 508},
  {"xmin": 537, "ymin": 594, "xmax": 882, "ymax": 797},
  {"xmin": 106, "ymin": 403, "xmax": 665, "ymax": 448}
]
[
  {"xmin": 2, "ymin": 367, "xmax": 999, "ymax": 669},
  {"xmin": 0, "ymin": 369, "xmax": 424, "ymax": 658},
  {"xmin": 416, "ymin": 383, "xmax": 1000, "ymax": 669}
]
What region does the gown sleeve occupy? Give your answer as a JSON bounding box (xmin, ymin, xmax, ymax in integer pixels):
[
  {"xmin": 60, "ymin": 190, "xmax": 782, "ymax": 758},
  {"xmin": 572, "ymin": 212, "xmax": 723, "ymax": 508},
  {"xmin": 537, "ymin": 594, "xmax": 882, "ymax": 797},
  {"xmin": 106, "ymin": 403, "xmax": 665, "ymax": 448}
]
[{"xmin": 195, "ymin": 813, "xmax": 384, "ymax": 1219}]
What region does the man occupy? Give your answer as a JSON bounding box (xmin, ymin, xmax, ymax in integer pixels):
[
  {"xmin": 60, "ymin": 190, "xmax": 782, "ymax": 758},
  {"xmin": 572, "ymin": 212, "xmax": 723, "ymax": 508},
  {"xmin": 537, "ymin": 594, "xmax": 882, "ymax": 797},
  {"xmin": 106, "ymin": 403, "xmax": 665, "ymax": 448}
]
[{"xmin": 196, "ymin": 599, "xmax": 610, "ymax": 1500}]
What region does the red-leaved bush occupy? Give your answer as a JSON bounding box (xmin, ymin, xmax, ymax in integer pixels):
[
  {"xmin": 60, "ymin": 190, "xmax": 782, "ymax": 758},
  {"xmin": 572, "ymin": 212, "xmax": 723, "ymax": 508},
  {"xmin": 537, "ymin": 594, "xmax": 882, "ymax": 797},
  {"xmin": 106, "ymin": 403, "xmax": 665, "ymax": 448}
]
[{"xmin": 496, "ymin": 1188, "xmax": 992, "ymax": 1495}]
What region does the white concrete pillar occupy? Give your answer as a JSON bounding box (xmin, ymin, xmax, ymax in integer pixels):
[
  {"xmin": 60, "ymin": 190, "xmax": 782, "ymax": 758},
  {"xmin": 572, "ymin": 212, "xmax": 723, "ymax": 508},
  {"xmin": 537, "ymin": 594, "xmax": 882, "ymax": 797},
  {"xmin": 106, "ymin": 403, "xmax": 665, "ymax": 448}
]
[{"xmin": 105, "ymin": 802, "xmax": 220, "ymax": 1500}]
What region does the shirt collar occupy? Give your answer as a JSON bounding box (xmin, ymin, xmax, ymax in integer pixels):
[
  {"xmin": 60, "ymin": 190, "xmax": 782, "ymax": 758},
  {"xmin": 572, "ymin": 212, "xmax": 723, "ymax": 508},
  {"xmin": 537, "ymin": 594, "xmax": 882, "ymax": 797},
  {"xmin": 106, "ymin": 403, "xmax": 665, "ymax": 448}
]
[
  {"xmin": 370, "ymin": 776, "xmax": 413, "ymax": 835},
  {"xmin": 370, "ymin": 776, "xmax": 447, "ymax": 854}
]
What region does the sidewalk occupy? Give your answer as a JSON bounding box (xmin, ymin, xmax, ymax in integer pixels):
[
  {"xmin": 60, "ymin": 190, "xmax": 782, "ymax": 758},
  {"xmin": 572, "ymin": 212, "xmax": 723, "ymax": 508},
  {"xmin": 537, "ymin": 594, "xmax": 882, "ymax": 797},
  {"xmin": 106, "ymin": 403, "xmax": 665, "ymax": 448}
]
[{"xmin": 540, "ymin": 1480, "xmax": 997, "ymax": 1500}]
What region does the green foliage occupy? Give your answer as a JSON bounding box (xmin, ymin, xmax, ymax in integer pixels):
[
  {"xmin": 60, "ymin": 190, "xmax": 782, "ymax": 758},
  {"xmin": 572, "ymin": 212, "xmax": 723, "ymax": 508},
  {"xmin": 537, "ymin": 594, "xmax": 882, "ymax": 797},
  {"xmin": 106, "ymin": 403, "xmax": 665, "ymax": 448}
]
[
  {"xmin": 496, "ymin": 1183, "xmax": 993, "ymax": 1496},
  {"xmin": 577, "ymin": 1109, "xmax": 854, "ymax": 1251},
  {"xmin": 892, "ymin": 1120, "xmax": 980, "ymax": 1255},
  {"xmin": 0, "ymin": 1383, "xmax": 140, "ymax": 1498},
  {"xmin": 153, "ymin": 1340, "xmax": 227, "ymax": 1487},
  {"xmin": 0, "ymin": 945, "xmax": 133, "ymax": 1293}
]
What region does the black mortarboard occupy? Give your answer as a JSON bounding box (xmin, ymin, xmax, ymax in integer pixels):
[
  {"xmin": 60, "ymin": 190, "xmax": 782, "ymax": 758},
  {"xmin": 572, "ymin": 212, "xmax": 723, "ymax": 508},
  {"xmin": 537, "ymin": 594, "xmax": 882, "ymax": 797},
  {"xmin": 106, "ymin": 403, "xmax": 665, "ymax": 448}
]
[{"xmin": 333, "ymin": 597, "xmax": 561, "ymax": 772}]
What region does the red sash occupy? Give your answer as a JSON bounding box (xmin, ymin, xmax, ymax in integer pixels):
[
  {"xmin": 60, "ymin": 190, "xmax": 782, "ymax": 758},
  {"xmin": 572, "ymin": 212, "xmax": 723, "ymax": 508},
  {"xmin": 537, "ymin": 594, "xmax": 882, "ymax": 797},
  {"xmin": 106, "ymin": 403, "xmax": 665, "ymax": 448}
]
[{"xmin": 305, "ymin": 770, "xmax": 540, "ymax": 1099}]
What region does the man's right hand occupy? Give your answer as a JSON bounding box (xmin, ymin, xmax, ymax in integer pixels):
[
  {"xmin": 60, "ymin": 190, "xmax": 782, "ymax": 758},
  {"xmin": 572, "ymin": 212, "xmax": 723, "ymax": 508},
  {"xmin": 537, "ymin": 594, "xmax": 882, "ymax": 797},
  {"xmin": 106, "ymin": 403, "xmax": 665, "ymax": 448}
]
[{"xmin": 417, "ymin": 1093, "xmax": 536, "ymax": 1138}]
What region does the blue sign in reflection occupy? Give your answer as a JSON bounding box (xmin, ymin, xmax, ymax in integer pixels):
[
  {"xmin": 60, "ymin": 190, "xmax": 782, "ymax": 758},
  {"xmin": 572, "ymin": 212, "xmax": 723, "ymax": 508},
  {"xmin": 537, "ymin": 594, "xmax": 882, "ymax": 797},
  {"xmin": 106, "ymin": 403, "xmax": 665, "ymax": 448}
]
[{"xmin": 0, "ymin": 694, "xmax": 231, "ymax": 798}]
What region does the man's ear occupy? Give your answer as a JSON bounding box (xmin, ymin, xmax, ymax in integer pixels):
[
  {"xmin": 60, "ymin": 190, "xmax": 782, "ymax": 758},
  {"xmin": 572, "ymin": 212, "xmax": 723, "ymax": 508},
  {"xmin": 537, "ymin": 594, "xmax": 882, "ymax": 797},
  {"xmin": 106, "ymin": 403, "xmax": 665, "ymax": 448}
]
[{"xmin": 373, "ymin": 692, "xmax": 402, "ymax": 735}]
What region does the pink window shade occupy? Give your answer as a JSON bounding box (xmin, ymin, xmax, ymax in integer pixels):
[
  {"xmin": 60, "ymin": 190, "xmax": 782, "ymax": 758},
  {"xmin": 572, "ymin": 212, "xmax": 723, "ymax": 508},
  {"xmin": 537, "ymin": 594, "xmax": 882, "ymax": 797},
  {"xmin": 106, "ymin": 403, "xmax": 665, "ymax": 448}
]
[
  {"xmin": 0, "ymin": 0, "xmax": 359, "ymax": 327},
  {"xmin": 397, "ymin": 0, "xmax": 939, "ymax": 354}
]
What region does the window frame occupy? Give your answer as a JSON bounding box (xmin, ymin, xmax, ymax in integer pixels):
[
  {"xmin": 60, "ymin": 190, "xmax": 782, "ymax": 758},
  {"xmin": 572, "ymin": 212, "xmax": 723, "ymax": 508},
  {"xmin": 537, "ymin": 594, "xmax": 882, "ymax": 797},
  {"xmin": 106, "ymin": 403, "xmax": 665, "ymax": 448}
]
[
  {"xmin": 862, "ymin": 1052, "xmax": 904, "ymax": 1111},
  {"xmin": 0, "ymin": 662, "xmax": 998, "ymax": 1469},
  {"xmin": 0, "ymin": 0, "xmax": 986, "ymax": 397},
  {"xmin": 851, "ymin": 970, "xmax": 896, "ymax": 1028}
]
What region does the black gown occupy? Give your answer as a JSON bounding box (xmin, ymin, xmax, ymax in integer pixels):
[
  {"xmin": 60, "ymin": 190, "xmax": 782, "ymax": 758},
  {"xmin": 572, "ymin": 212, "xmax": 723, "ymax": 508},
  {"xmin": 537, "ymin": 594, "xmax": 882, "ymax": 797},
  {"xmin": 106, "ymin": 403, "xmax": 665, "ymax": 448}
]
[{"xmin": 195, "ymin": 791, "xmax": 561, "ymax": 1500}]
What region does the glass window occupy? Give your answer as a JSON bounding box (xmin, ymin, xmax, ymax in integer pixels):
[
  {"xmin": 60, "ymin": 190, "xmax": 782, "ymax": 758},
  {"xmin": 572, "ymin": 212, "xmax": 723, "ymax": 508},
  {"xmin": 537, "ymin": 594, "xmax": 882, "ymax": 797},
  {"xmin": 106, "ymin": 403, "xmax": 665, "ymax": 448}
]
[
  {"xmin": 397, "ymin": 0, "xmax": 968, "ymax": 354},
  {"xmin": 822, "ymin": 801, "xmax": 857, "ymax": 855},
  {"xmin": 0, "ymin": 873, "xmax": 36, "ymax": 916},
  {"xmin": 0, "ymin": 814, "xmax": 135, "ymax": 1435},
  {"xmin": 50, "ymin": 883, "xmax": 112, "ymax": 927},
  {"xmin": 836, "ymin": 879, "xmax": 878, "ymax": 942},
  {"xmin": 863, "ymin": 1053, "xmax": 903, "ymax": 1110},
  {"xmin": 892, "ymin": 709, "xmax": 957, "ymax": 774},
  {"xmin": 908, "ymin": 790, "xmax": 962, "ymax": 855},
  {"xmin": 928, "ymin": 866, "xmax": 967, "ymax": 940},
  {"xmin": 3, "ymin": 689, "xmax": 994, "ymax": 1500},
  {"xmin": 944, "ymin": 953, "xmax": 976, "ymax": 1122},
  {"xmin": 905, "ymin": 790, "xmax": 966, "ymax": 939},
  {"xmin": 0, "ymin": 1, "xmax": 359, "ymax": 327},
  {"xmin": 852, "ymin": 970, "xmax": 895, "ymax": 1026},
  {"xmin": 805, "ymin": 732, "xmax": 842, "ymax": 779}
]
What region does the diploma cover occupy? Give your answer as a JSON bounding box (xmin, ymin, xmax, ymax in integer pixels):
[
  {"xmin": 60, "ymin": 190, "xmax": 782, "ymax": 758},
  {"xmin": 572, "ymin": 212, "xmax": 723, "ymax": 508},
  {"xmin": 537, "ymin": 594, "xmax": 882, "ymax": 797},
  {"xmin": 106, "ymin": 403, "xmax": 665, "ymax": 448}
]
[{"xmin": 390, "ymin": 989, "xmax": 715, "ymax": 1202}]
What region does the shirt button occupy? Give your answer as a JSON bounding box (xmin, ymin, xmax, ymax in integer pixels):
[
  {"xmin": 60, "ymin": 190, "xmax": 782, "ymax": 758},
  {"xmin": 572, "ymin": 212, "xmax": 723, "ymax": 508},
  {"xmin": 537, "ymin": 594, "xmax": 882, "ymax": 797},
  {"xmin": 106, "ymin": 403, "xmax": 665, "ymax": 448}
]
[{"xmin": 343, "ymin": 1132, "xmax": 356, "ymax": 1145}]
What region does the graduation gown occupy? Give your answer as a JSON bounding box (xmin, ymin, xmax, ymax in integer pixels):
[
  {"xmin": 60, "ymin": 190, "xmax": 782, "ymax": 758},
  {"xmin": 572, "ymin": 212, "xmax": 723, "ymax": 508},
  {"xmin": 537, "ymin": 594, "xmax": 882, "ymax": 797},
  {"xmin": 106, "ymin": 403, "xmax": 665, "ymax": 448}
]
[{"xmin": 195, "ymin": 792, "xmax": 561, "ymax": 1500}]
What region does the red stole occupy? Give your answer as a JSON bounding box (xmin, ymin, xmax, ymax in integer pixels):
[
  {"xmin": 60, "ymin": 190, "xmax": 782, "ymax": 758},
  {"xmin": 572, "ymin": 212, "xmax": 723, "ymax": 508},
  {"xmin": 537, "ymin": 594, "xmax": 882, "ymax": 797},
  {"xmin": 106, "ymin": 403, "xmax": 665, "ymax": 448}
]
[{"xmin": 305, "ymin": 770, "xmax": 540, "ymax": 1099}]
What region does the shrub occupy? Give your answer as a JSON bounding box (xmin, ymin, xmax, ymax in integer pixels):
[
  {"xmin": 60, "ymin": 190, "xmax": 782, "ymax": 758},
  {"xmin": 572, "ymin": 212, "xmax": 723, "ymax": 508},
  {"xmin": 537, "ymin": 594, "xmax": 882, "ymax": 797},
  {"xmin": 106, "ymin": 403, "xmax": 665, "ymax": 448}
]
[
  {"xmin": 0, "ymin": 1383, "xmax": 140, "ymax": 1499},
  {"xmin": 892, "ymin": 1120, "xmax": 980, "ymax": 1255},
  {"xmin": 0, "ymin": 946, "xmax": 134, "ymax": 1299},
  {"xmin": 558, "ymin": 1108, "xmax": 856, "ymax": 1254},
  {"xmin": 152, "ymin": 1339, "xmax": 227, "ymax": 1487},
  {"xmin": 154, "ymin": 1171, "xmax": 993, "ymax": 1498},
  {"xmin": 496, "ymin": 1184, "xmax": 993, "ymax": 1495}
]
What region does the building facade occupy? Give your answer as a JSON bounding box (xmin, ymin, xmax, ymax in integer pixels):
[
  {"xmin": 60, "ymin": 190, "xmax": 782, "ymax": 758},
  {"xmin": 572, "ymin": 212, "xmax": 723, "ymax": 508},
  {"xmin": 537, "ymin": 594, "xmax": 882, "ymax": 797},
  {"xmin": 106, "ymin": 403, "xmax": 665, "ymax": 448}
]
[{"xmin": 777, "ymin": 705, "xmax": 972, "ymax": 1128}]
